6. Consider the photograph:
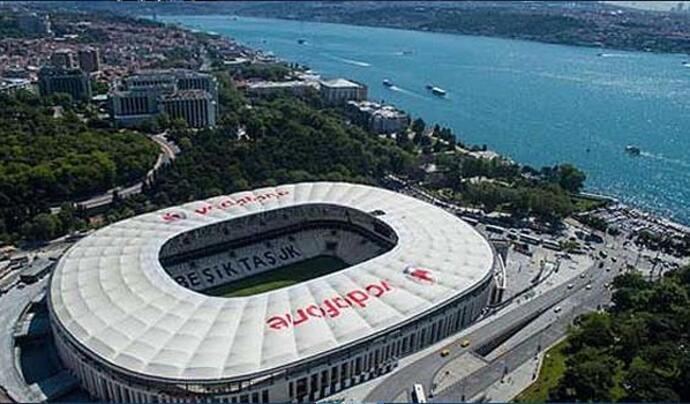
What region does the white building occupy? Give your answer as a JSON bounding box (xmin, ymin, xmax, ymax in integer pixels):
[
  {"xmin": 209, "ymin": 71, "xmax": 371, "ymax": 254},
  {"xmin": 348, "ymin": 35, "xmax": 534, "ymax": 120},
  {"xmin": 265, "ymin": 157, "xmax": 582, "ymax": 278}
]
[
  {"xmin": 0, "ymin": 78, "xmax": 33, "ymax": 95},
  {"xmin": 346, "ymin": 100, "xmax": 410, "ymax": 134},
  {"xmin": 319, "ymin": 78, "xmax": 367, "ymax": 105}
]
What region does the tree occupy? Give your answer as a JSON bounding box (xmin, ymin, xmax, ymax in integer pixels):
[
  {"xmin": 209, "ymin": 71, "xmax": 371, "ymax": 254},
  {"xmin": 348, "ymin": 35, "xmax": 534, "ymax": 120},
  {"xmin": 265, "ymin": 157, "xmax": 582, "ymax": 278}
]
[
  {"xmin": 24, "ymin": 213, "xmax": 60, "ymax": 241},
  {"xmin": 556, "ymin": 163, "xmax": 586, "ymax": 193},
  {"xmin": 568, "ymin": 312, "xmax": 615, "ymax": 352},
  {"xmin": 623, "ymin": 358, "xmax": 680, "ymax": 402},
  {"xmin": 552, "ymin": 348, "xmax": 617, "ymax": 402},
  {"xmin": 411, "ymin": 117, "xmax": 425, "ymax": 135}
]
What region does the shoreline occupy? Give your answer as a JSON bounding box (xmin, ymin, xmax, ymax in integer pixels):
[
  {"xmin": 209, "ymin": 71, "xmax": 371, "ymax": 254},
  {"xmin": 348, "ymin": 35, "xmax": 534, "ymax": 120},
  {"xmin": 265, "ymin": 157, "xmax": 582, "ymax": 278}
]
[{"xmin": 159, "ymin": 16, "xmax": 690, "ymax": 237}]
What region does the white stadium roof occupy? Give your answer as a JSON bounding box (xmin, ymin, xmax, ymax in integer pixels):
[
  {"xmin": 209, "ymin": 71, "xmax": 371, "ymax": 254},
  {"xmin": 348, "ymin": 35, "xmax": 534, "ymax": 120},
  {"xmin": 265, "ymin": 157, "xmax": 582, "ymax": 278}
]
[{"xmin": 49, "ymin": 182, "xmax": 495, "ymax": 382}]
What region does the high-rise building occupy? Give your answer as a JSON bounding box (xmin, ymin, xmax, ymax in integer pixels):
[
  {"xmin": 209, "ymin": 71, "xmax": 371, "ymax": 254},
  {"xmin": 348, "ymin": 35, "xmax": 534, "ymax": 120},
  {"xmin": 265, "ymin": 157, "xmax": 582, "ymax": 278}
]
[
  {"xmin": 51, "ymin": 49, "xmax": 76, "ymax": 69},
  {"xmin": 176, "ymin": 70, "xmax": 219, "ymax": 103},
  {"xmin": 78, "ymin": 47, "xmax": 101, "ymax": 73},
  {"xmin": 123, "ymin": 71, "xmax": 178, "ymax": 91},
  {"xmin": 110, "ymin": 69, "xmax": 218, "ymax": 128},
  {"xmin": 110, "ymin": 88, "xmax": 162, "ymax": 126},
  {"xmin": 38, "ymin": 67, "xmax": 92, "ymax": 101},
  {"xmin": 159, "ymin": 90, "xmax": 217, "ymax": 128}
]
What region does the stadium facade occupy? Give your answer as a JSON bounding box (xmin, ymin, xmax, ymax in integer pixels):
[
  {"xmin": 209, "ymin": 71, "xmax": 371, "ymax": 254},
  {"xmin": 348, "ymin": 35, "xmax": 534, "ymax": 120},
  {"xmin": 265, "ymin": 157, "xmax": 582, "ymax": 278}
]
[{"xmin": 48, "ymin": 182, "xmax": 504, "ymax": 403}]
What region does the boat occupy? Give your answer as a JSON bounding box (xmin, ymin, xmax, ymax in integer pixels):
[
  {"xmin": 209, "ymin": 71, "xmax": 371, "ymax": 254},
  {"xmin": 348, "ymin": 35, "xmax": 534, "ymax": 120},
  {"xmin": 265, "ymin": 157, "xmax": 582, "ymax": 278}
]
[
  {"xmin": 430, "ymin": 86, "xmax": 447, "ymax": 97},
  {"xmin": 402, "ymin": 50, "xmax": 413, "ymax": 55},
  {"xmin": 625, "ymin": 145, "xmax": 641, "ymax": 156},
  {"xmin": 297, "ymin": 38, "xmax": 306, "ymax": 45},
  {"xmin": 383, "ymin": 79, "xmax": 393, "ymax": 87}
]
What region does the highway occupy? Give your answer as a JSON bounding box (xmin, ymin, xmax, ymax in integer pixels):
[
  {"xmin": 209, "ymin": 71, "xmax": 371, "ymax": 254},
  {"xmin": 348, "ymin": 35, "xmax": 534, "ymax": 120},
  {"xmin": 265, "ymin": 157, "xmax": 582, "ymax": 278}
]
[
  {"xmin": 434, "ymin": 268, "xmax": 615, "ymax": 401},
  {"xmin": 364, "ymin": 253, "xmax": 619, "ymax": 402}
]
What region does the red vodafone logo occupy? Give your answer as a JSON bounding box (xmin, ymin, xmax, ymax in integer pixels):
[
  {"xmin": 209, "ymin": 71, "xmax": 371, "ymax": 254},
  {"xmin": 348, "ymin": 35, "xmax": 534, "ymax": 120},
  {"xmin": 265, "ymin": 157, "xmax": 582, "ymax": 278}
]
[
  {"xmin": 161, "ymin": 211, "xmax": 187, "ymax": 223},
  {"xmin": 159, "ymin": 190, "xmax": 290, "ymax": 222},
  {"xmin": 404, "ymin": 266, "xmax": 437, "ymax": 285}
]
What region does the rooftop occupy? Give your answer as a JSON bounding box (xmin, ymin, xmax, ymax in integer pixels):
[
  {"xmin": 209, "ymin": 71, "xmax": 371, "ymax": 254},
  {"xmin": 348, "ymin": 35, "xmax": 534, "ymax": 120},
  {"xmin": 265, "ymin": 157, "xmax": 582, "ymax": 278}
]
[{"xmin": 49, "ymin": 182, "xmax": 494, "ymax": 382}]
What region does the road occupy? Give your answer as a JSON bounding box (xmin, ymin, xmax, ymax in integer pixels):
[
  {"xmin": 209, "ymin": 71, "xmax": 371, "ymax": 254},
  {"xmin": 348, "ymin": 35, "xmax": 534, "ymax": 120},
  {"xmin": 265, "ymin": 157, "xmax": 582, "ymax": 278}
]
[
  {"xmin": 0, "ymin": 278, "xmax": 49, "ymax": 402},
  {"xmin": 364, "ymin": 255, "xmax": 618, "ymax": 402},
  {"xmin": 434, "ymin": 267, "xmax": 615, "ymax": 401},
  {"xmin": 75, "ymin": 133, "xmax": 177, "ymax": 211}
]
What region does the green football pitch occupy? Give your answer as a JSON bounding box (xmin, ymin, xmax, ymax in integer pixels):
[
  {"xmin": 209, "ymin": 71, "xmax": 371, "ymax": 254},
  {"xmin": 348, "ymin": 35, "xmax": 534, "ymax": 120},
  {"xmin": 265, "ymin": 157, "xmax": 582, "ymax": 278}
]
[{"xmin": 206, "ymin": 255, "xmax": 349, "ymax": 298}]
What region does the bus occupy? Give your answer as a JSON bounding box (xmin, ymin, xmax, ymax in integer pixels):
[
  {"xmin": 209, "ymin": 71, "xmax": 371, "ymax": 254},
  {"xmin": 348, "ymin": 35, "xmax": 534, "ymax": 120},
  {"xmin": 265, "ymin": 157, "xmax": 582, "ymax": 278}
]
[{"xmin": 412, "ymin": 383, "xmax": 427, "ymax": 403}]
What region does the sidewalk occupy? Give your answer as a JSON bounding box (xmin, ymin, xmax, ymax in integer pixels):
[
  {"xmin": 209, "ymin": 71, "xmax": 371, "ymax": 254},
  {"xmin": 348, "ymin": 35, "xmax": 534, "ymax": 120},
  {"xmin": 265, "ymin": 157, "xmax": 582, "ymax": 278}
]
[{"xmin": 472, "ymin": 351, "xmax": 543, "ymax": 402}]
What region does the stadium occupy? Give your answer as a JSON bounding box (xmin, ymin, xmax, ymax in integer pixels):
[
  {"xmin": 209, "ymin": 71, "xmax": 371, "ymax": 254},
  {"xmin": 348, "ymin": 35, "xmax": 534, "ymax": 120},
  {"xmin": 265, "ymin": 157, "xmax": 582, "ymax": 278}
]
[{"xmin": 48, "ymin": 182, "xmax": 503, "ymax": 403}]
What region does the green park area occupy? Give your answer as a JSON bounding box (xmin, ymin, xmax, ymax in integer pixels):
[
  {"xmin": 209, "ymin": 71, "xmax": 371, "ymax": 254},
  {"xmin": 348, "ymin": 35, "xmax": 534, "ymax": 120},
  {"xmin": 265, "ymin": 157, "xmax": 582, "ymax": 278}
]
[{"xmin": 514, "ymin": 340, "xmax": 568, "ymax": 403}]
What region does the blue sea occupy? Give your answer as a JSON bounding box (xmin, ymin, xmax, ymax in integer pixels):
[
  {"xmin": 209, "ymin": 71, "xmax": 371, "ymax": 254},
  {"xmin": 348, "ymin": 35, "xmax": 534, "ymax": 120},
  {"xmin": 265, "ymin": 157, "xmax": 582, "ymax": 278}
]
[{"xmin": 160, "ymin": 15, "xmax": 690, "ymax": 224}]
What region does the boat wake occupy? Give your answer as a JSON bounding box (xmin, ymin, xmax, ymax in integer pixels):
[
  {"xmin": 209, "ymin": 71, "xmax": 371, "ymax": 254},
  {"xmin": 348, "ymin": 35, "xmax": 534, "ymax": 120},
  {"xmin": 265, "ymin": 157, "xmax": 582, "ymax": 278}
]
[
  {"xmin": 598, "ymin": 52, "xmax": 631, "ymax": 58},
  {"xmin": 389, "ymin": 85, "xmax": 428, "ymax": 100},
  {"xmin": 640, "ymin": 151, "xmax": 690, "ymax": 168},
  {"xmin": 322, "ymin": 53, "xmax": 371, "ymax": 67}
]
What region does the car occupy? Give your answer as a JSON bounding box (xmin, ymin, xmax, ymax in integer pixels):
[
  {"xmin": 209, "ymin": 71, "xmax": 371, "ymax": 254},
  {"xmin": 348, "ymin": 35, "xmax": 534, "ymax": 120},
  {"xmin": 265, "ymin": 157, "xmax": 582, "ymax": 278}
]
[
  {"xmin": 567, "ymin": 283, "xmax": 574, "ymax": 289},
  {"xmin": 440, "ymin": 349, "xmax": 450, "ymax": 357},
  {"xmin": 460, "ymin": 339, "xmax": 470, "ymax": 348},
  {"xmin": 554, "ymin": 306, "xmax": 562, "ymax": 313},
  {"xmin": 580, "ymin": 273, "xmax": 586, "ymax": 278},
  {"xmin": 586, "ymin": 284, "xmax": 592, "ymax": 290},
  {"xmin": 611, "ymin": 257, "xmax": 618, "ymax": 263},
  {"xmin": 604, "ymin": 282, "xmax": 610, "ymax": 288},
  {"xmin": 606, "ymin": 267, "xmax": 612, "ymax": 272}
]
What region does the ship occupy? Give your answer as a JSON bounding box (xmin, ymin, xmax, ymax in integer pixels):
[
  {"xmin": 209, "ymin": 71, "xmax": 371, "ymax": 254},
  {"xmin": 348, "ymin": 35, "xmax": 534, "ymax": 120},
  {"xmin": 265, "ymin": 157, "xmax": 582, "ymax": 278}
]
[
  {"xmin": 430, "ymin": 86, "xmax": 447, "ymax": 97},
  {"xmin": 625, "ymin": 145, "xmax": 641, "ymax": 156},
  {"xmin": 383, "ymin": 79, "xmax": 393, "ymax": 87}
]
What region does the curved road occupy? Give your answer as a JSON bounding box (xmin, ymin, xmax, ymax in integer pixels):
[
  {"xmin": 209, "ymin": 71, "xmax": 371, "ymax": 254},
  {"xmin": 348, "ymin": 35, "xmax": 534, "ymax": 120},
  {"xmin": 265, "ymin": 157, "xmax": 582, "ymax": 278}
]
[{"xmin": 74, "ymin": 133, "xmax": 177, "ymax": 211}]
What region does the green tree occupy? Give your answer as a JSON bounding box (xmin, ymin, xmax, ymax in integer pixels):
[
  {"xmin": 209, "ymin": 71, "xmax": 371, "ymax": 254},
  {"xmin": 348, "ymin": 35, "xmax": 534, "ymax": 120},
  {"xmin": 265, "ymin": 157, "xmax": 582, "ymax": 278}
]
[
  {"xmin": 552, "ymin": 348, "xmax": 617, "ymax": 402},
  {"xmin": 411, "ymin": 117, "xmax": 425, "ymax": 135},
  {"xmin": 556, "ymin": 163, "xmax": 586, "ymax": 193}
]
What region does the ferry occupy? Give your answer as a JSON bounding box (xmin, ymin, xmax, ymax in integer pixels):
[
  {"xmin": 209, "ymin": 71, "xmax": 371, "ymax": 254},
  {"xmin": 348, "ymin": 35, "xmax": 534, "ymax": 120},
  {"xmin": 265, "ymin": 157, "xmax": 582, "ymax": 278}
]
[
  {"xmin": 430, "ymin": 86, "xmax": 447, "ymax": 97},
  {"xmin": 625, "ymin": 145, "xmax": 641, "ymax": 156},
  {"xmin": 383, "ymin": 79, "xmax": 393, "ymax": 87}
]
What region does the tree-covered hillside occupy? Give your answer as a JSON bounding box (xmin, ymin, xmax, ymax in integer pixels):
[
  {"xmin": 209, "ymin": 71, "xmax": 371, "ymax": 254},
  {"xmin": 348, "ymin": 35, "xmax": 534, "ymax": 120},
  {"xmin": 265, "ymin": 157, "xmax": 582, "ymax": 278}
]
[
  {"xmin": 0, "ymin": 91, "xmax": 158, "ymax": 242},
  {"xmin": 146, "ymin": 90, "xmax": 413, "ymax": 206}
]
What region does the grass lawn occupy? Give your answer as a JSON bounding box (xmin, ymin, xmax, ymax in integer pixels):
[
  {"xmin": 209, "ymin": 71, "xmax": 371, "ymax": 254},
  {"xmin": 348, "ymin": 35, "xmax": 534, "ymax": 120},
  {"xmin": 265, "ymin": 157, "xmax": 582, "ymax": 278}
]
[
  {"xmin": 206, "ymin": 255, "xmax": 349, "ymax": 298},
  {"xmin": 571, "ymin": 195, "xmax": 608, "ymax": 213},
  {"xmin": 514, "ymin": 339, "xmax": 568, "ymax": 403}
]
